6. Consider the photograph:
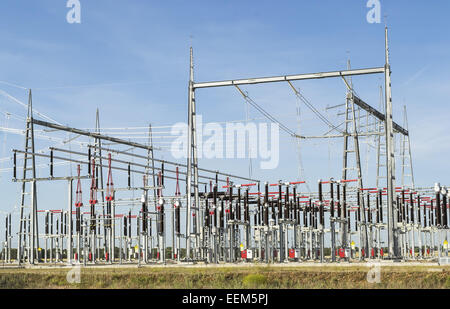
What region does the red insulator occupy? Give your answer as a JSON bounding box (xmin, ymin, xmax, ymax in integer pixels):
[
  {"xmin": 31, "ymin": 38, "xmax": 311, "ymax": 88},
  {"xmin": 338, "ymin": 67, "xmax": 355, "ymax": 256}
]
[
  {"xmin": 105, "ymin": 153, "xmax": 114, "ymax": 202},
  {"xmin": 89, "ymin": 159, "xmax": 98, "ymax": 206},
  {"xmin": 75, "ymin": 165, "xmax": 83, "ymax": 208}
]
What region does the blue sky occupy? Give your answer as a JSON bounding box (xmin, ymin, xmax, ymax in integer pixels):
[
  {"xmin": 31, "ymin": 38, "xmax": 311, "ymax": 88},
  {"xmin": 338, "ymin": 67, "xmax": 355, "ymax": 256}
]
[{"xmin": 0, "ymin": 1, "xmax": 449, "ymax": 239}]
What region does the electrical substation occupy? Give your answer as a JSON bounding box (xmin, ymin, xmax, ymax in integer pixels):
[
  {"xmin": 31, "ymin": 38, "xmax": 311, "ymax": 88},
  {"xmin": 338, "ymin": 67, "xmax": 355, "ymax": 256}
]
[{"xmin": 1, "ymin": 27, "xmax": 449, "ymax": 267}]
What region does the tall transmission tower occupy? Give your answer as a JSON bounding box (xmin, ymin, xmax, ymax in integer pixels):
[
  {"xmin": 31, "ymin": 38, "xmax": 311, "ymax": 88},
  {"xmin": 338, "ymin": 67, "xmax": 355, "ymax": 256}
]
[
  {"xmin": 401, "ymin": 105, "xmax": 415, "ymax": 190},
  {"xmin": 17, "ymin": 90, "xmax": 39, "ymax": 264},
  {"xmin": 341, "ymin": 60, "xmax": 369, "ymax": 256},
  {"xmin": 376, "ymin": 85, "xmax": 387, "ymax": 189}
]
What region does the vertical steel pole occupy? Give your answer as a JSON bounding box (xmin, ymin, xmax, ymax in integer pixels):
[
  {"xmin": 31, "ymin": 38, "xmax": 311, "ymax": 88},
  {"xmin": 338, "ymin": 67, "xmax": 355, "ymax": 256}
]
[
  {"xmin": 330, "ymin": 182, "xmax": 336, "ymax": 262},
  {"xmin": 349, "ymin": 93, "xmax": 368, "ymax": 258},
  {"xmin": 50, "ymin": 213, "xmax": 53, "ymax": 262},
  {"xmin": 138, "ymin": 213, "xmax": 141, "ymax": 266},
  {"xmin": 186, "ymin": 47, "xmax": 194, "ymax": 260},
  {"xmin": 30, "ymin": 91, "xmax": 40, "ymax": 263},
  {"xmin": 7, "ymin": 214, "xmax": 11, "ymax": 263},
  {"xmin": 384, "ymin": 26, "xmax": 398, "ymax": 258},
  {"xmin": 30, "ymin": 180, "xmax": 36, "ymax": 264},
  {"xmin": 94, "ymin": 110, "xmax": 107, "ymax": 255},
  {"xmin": 192, "ymin": 99, "xmax": 200, "ymax": 259},
  {"xmin": 172, "ymin": 203, "xmax": 175, "ymax": 260},
  {"xmin": 112, "ymin": 203, "xmax": 115, "ymax": 262},
  {"xmin": 119, "ymin": 218, "xmax": 122, "ymax": 265}
]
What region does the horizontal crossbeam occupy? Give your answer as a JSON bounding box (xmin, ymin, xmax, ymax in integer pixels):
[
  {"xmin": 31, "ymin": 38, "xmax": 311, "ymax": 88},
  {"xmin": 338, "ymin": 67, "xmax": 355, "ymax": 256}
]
[
  {"xmin": 353, "ymin": 96, "xmax": 408, "ymax": 136},
  {"xmin": 32, "ymin": 118, "xmax": 153, "ymax": 151},
  {"xmin": 193, "ymin": 67, "xmax": 385, "ymax": 89}
]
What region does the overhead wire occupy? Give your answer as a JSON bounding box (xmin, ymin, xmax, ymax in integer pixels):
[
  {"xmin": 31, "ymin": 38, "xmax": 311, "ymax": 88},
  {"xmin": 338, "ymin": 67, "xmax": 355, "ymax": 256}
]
[
  {"xmin": 0, "ymin": 81, "xmax": 28, "ymax": 90},
  {"xmin": 286, "ymin": 81, "xmax": 344, "ymax": 135},
  {"xmin": 0, "ymin": 89, "xmax": 62, "ymax": 125},
  {"xmin": 234, "ymin": 85, "xmax": 302, "ymax": 139}
]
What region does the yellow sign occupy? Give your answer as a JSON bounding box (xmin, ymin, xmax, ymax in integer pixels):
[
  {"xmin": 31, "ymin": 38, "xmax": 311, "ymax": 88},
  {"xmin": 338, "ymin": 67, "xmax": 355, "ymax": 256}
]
[
  {"xmin": 38, "ymin": 248, "xmax": 42, "ymax": 252},
  {"xmin": 444, "ymin": 240, "xmax": 448, "ymax": 249},
  {"xmin": 351, "ymin": 241, "xmax": 356, "ymax": 250},
  {"xmin": 134, "ymin": 245, "xmax": 139, "ymax": 251},
  {"xmin": 240, "ymin": 244, "xmax": 244, "ymax": 251}
]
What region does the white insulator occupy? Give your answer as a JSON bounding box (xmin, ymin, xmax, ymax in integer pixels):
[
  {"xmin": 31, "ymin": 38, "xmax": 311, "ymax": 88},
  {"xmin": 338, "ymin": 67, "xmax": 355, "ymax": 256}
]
[{"xmin": 434, "ymin": 183, "xmax": 441, "ymax": 193}]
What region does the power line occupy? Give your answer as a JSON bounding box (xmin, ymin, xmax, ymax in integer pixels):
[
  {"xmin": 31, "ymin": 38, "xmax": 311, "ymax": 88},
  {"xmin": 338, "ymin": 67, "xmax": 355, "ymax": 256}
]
[
  {"xmin": 234, "ymin": 85, "xmax": 302, "ymax": 139},
  {"xmin": 288, "ymin": 83, "xmax": 345, "ymax": 135},
  {"xmin": 32, "ymin": 80, "xmax": 154, "ymax": 91},
  {"xmin": 0, "ymin": 89, "xmax": 62, "ymax": 125},
  {"xmin": 0, "ymin": 81, "xmax": 28, "ymax": 90}
]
